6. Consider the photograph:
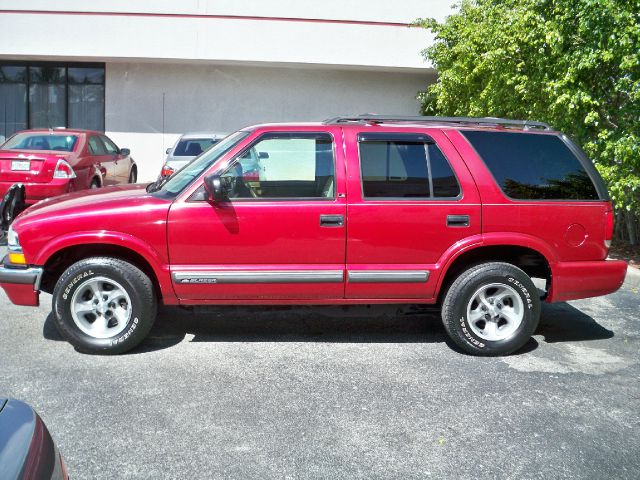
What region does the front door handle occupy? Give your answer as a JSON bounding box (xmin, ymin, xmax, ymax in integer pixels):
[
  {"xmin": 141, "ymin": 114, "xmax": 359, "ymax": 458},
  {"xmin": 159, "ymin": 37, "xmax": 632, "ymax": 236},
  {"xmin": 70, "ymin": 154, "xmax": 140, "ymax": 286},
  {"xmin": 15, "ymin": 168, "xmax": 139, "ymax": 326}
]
[
  {"xmin": 320, "ymin": 214, "xmax": 344, "ymax": 227},
  {"xmin": 447, "ymin": 214, "xmax": 470, "ymax": 227}
]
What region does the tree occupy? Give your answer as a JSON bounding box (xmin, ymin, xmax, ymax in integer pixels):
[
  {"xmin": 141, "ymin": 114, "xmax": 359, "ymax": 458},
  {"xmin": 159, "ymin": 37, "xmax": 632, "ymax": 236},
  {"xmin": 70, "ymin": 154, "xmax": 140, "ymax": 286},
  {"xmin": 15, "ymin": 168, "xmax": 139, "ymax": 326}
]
[{"xmin": 418, "ymin": 0, "xmax": 640, "ymax": 244}]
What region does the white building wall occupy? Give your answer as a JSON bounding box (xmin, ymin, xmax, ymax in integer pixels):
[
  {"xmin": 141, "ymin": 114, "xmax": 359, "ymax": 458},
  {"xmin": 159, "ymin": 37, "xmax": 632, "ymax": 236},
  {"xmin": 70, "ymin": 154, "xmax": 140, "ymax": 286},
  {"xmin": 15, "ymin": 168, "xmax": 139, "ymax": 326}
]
[{"xmin": 106, "ymin": 62, "xmax": 433, "ymax": 181}]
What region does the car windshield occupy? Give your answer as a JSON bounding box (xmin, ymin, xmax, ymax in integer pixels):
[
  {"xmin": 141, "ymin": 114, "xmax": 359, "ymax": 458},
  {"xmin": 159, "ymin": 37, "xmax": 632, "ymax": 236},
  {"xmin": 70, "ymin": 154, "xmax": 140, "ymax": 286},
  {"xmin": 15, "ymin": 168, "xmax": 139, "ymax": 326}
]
[
  {"xmin": 173, "ymin": 138, "xmax": 219, "ymax": 157},
  {"xmin": 158, "ymin": 131, "xmax": 250, "ymax": 196},
  {"xmin": 2, "ymin": 133, "xmax": 79, "ymax": 152}
]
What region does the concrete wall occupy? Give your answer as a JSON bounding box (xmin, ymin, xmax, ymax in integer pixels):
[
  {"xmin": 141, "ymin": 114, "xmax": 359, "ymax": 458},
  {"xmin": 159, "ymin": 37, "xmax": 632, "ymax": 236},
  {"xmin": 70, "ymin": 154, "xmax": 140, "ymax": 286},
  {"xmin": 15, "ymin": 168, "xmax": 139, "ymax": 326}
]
[
  {"xmin": 0, "ymin": 1, "xmax": 456, "ymax": 70},
  {"xmin": 105, "ymin": 62, "xmax": 434, "ymax": 182}
]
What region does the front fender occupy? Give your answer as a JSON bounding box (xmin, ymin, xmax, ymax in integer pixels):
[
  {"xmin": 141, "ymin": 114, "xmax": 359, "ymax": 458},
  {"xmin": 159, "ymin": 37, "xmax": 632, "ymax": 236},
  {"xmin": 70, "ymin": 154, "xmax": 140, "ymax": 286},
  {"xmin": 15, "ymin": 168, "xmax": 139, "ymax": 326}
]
[{"xmin": 32, "ymin": 231, "xmax": 175, "ymax": 303}]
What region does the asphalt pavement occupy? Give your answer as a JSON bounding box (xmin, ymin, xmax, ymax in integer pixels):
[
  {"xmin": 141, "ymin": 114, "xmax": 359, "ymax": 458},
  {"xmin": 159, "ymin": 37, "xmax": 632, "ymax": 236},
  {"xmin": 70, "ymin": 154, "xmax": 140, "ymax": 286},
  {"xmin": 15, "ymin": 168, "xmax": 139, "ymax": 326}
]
[{"xmin": 1, "ymin": 246, "xmax": 639, "ymax": 479}]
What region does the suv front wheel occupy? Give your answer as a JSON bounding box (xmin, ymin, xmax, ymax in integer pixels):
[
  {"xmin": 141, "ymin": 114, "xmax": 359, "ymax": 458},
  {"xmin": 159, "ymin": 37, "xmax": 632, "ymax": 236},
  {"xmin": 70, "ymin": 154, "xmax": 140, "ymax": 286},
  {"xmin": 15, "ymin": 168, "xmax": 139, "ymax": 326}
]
[
  {"xmin": 441, "ymin": 262, "xmax": 541, "ymax": 356},
  {"xmin": 52, "ymin": 257, "xmax": 157, "ymax": 354}
]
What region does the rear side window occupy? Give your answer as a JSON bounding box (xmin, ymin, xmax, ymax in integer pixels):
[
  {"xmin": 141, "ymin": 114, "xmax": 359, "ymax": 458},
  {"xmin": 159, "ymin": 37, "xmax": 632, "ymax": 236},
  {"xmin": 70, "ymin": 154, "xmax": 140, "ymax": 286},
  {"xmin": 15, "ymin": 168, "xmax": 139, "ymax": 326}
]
[
  {"xmin": 462, "ymin": 131, "xmax": 599, "ymax": 200},
  {"xmin": 358, "ymin": 134, "xmax": 461, "ymax": 199}
]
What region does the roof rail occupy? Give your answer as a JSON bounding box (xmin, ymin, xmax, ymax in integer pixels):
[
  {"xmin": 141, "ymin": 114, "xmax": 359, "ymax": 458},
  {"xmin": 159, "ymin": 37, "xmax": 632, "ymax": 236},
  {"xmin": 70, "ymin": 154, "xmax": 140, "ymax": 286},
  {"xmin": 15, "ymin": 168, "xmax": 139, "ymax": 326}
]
[{"xmin": 323, "ymin": 114, "xmax": 553, "ymax": 131}]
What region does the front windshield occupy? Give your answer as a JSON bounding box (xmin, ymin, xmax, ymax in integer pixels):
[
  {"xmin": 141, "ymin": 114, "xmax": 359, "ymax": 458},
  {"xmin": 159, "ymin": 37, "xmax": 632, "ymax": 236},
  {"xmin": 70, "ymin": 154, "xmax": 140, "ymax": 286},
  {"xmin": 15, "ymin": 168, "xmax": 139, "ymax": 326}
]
[
  {"xmin": 159, "ymin": 131, "xmax": 250, "ymax": 196},
  {"xmin": 3, "ymin": 133, "xmax": 78, "ymax": 152}
]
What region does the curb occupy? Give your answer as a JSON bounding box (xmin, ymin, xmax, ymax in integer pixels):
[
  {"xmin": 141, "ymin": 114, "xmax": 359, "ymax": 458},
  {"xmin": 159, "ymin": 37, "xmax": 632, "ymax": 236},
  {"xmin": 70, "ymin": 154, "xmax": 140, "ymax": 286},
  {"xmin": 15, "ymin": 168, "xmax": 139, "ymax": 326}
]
[{"xmin": 624, "ymin": 265, "xmax": 640, "ymax": 289}]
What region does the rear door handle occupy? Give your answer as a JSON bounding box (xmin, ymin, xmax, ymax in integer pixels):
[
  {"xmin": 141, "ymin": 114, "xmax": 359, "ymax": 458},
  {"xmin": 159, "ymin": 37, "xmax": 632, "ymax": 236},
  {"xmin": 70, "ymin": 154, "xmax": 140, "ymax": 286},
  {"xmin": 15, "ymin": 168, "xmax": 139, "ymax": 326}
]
[
  {"xmin": 447, "ymin": 214, "xmax": 470, "ymax": 227},
  {"xmin": 320, "ymin": 214, "xmax": 344, "ymax": 227}
]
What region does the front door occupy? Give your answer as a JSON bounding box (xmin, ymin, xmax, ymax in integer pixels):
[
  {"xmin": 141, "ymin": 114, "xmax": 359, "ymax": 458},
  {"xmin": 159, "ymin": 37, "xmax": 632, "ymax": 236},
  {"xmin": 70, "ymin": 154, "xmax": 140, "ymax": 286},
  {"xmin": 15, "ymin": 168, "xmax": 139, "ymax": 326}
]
[
  {"xmin": 344, "ymin": 128, "xmax": 482, "ymax": 300},
  {"xmin": 168, "ymin": 128, "xmax": 347, "ymax": 301}
]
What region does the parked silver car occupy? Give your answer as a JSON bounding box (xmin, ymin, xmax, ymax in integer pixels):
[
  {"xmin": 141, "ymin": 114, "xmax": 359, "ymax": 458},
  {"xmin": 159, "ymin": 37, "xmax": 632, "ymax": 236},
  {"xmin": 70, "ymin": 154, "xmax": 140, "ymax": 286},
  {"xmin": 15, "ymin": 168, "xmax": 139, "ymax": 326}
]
[{"xmin": 161, "ymin": 132, "xmax": 227, "ymax": 177}]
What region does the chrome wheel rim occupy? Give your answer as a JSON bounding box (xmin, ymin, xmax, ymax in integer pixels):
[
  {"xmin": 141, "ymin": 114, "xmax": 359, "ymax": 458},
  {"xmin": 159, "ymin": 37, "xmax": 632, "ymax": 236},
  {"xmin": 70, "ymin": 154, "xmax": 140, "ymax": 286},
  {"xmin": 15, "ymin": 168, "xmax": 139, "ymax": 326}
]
[
  {"xmin": 70, "ymin": 277, "xmax": 132, "ymax": 339},
  {"xmin": 466, "ymin": 283, "xmax": 524, "ymax": 341}
]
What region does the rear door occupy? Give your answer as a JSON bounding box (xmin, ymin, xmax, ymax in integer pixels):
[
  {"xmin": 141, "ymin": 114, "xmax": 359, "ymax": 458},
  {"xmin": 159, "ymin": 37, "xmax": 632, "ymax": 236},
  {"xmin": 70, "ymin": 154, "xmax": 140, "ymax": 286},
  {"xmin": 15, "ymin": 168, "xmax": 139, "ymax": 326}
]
[
  {"xmin": 168, "ymin": 127, "xmax": 347, "ymax": 301},
  {"xmin": 344, "ymin": 128, "xmax": 481, "ymax": 300}
]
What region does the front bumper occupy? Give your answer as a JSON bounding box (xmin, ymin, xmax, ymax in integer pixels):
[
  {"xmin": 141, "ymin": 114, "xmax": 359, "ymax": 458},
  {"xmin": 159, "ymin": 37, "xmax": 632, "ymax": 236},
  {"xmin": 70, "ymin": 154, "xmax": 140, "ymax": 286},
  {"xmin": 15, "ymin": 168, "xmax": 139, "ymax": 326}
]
[
  {"xmin": 0, "ymin": 256, "xmax": 42, "ymax": 306},
  {"xmin": 548, "ymin": 259, "xmax": 628, "ymax": 302}
]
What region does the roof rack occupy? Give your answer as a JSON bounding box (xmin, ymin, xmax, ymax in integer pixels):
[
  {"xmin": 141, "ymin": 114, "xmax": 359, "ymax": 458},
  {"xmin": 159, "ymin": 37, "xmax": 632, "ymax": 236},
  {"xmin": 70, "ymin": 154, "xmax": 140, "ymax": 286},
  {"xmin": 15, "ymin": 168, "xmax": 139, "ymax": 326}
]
[{"xmin": 323, "ymin": 114, "xmax": 553, "ymax": 131}]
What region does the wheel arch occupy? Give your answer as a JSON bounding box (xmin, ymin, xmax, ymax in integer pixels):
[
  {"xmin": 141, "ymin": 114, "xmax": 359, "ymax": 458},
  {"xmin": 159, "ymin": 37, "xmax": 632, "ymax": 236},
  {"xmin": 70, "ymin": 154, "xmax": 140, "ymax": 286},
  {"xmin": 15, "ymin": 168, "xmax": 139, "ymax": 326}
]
[
  {"xmin": 435, "ymin": 238, "xmax": 554, "ymax": 304},
  {"xmin": 37, "ymin": 233, "xmax": 171, "ymax": 301}
]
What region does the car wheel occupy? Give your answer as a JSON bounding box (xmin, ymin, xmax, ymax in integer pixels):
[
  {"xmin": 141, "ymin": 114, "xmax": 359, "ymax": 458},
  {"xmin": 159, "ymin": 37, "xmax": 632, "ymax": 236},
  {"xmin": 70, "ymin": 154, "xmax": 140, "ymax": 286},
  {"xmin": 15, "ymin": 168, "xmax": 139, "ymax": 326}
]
[
  {"xmin": 52, "ymin": 257, "xmax": 157, "ymax": 354},
  {"xmin": 128, "ymin": 167, "xmax": 137, "ymax": 184},
  {"xmin": 90, "ymin": 178, "xmax": 100, "ymax": 189},
  {"xmin": 441, "ymin": 262, "xmax": 540, "ymax": 356}
]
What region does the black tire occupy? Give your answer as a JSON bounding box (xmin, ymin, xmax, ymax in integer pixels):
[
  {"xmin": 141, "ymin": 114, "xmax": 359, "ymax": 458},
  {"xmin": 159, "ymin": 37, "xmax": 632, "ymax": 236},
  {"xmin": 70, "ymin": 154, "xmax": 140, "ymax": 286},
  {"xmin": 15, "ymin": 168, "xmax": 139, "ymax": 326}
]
[
  {"xmin": 90, "ymin": 178, "xmax": 100, "ymax": 189},
  {"xmin": 52, "ymin": 257, "xmax": 157, "ymax": 354},
  {"xmin": 441, "ymin": 262, "xmax": 540, "ymax": 356},
  {"xmin": 128, "ymin": 167, "xmax": 137, "ymax": 184}
]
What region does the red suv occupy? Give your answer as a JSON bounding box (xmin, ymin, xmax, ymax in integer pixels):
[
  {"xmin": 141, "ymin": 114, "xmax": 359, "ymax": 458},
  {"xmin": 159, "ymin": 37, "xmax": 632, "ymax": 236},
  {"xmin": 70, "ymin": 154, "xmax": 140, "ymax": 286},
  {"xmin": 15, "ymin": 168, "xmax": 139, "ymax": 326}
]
[
  {"xmin": 0, "ymin": 115, "xmax": 627, "ymax": 356},
  {"xmin": 0, "ymin": 129, "xmax": 137, "ymax": 206}
]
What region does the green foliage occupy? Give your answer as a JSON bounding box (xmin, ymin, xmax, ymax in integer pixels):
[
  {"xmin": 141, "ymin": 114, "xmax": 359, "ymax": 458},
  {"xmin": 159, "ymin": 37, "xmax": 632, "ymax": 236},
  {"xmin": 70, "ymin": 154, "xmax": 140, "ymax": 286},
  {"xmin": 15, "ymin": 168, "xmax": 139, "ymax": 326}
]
[{"xmin": 418, "ymin": 0, "xmax": 640, "ymax": 218}]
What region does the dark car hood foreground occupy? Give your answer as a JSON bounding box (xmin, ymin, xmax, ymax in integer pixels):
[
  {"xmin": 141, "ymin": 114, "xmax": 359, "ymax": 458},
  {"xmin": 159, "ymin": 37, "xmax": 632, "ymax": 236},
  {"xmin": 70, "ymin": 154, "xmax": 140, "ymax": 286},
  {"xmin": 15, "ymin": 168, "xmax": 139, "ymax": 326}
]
[{"xmin": 0, "ymin": 398, "xmax": 65, "ymax": 479}]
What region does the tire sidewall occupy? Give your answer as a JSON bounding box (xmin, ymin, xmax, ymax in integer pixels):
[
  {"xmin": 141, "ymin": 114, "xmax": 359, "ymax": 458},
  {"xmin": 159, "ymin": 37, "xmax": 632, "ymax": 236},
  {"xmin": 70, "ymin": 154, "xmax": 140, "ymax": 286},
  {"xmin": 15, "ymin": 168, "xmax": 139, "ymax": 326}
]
[
  {"xmin": 53, "ymin": 261, "xmax": 149, "ymax": 353},
  {"xmin": 449, "ymin": 268, "xmax": 540, "ymax": 354}
]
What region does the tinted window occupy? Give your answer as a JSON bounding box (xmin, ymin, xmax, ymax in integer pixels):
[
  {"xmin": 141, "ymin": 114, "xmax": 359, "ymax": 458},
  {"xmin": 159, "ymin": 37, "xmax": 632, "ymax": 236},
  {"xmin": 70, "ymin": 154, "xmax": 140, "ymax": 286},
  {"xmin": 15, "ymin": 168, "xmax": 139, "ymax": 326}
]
[
  {"xmin": 359, "ymin": 136, "xmax": 460, "ymax": 198},
  {"xmin": 88, "ymin": 136, "xmax": 107, "ymax": 155},
  {"xmin": 462, "ymin": 131, "xmax": 599, "ymax": 200},
  {"xmin": 0, "ymin": 62, "xmax": 104, "ymax": 139},
  {"xmin": 221, "ymin": 133, "xmax": 334, "ymax": 199},
  {"xmin": 3, "ymin": 133, "xmax": 78, "ymax": 152},
  {"xmin": 174, "ymin": 138, "xmax": 218, "ymax": 157},
  {"xmin": 100, "ymin": 135, "xmax": 119, "ymax": 154}
]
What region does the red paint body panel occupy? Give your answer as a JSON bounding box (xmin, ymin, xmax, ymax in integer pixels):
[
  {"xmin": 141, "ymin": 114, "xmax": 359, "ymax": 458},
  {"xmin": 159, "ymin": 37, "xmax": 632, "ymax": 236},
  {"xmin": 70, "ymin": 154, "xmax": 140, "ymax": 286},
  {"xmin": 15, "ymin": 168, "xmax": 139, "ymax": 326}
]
[
  {"xmin": 548, "ymin": 259, "xmax": 627, "ymax": 302},
  {"xmin": 1, "ymin": 122, "xmax": 627, "ymax": 311},
  {"xmin": 0, "ymin": 129, "xmax": 135, "ymax": 205},
  {"xmin": 0, "ymin": 282, "xmax": 39, "ymax": 306}
]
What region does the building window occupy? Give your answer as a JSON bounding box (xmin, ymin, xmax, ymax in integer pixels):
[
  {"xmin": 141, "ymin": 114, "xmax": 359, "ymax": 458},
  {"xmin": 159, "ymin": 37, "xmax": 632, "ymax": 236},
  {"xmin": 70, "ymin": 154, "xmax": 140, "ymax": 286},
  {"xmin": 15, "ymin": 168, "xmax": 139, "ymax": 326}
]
[{"xmin": 0, "ymin": 62, "xmax": 105, "ymax": 143}]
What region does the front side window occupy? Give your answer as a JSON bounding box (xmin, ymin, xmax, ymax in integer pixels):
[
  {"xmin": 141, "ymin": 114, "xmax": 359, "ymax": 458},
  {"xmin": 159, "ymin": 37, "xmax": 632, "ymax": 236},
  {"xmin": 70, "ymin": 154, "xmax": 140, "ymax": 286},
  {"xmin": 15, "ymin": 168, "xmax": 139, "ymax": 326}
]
[
  {"xmin": 3, "ymin": 132, "xmax": 78, "ymax": 152},
  {"xmin": 220, "ymin": 132, "xmax": 335, "ymax": 199},
  {"xmin": 462, "ymin": 131, "xmax": 600, "ymax": 200},
  {"xmin": 358, "ymin": 134, "xmax": 460, "ymax": 199},
  {"xmin": 100, "ymin": 135, "xmax": 119, "ymax": 155}
]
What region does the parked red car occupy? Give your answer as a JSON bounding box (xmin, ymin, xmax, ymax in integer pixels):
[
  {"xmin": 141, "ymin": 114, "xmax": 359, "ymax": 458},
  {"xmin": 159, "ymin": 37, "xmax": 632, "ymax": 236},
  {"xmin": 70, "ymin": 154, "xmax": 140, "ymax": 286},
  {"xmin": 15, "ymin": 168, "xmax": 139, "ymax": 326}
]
[
  {"xmin": 0, "ymin": 129, "xmax": 137, "ymax": 206},
  {"xmin": 0, "ymin": 116, "xmax": 627, "ymax": 356}
]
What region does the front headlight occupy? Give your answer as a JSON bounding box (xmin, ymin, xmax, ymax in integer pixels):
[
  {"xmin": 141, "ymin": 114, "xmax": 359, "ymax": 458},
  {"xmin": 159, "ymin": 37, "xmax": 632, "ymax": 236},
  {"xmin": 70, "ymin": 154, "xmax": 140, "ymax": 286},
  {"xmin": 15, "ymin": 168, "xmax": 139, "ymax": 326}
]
[{"xmin": 7, "ymin": 225, "xmax": 20, "ymax": 250}]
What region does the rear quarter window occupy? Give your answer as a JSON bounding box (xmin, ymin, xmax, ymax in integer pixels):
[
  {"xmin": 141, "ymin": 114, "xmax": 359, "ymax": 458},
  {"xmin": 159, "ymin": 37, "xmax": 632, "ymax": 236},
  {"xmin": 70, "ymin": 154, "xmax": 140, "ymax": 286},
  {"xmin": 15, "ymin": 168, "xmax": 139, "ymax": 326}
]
[{"xmin": 462, "ymin": 131, "xmax": 600, "ymax": 200}]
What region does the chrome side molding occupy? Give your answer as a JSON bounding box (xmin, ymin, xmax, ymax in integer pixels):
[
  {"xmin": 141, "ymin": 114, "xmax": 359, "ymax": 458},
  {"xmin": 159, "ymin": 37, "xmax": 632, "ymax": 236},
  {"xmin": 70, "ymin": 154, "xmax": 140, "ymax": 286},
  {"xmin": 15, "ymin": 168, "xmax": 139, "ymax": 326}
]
[
  {"xmin": 347, "ymin": 270, "xmax": 429, "ymax": 283},
  {"xmin": 172, "ymin": 270, "xmax": 344, "ymax": 284}
]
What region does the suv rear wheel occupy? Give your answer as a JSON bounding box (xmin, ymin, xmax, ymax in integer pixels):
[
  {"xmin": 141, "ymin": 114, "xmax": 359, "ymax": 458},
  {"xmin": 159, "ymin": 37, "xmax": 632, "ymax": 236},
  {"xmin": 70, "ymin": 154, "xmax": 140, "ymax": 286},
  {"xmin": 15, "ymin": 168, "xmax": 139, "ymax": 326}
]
[
  {"xmin": 441, "ymin": 262, "xmax": 540, "ymax": 356},
  {"xmin": 52, "ymin": 257, "xmax": 157, "ymax": 354}
]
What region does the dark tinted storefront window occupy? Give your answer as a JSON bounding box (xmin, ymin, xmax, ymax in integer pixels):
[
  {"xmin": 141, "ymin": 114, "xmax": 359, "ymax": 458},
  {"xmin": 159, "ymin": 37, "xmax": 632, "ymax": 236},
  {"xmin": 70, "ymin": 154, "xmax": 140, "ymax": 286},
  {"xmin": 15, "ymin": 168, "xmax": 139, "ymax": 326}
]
[
  {"xmin": 29, "ymin": 66, "xmax": 66, "ymax": 129},
  {"xmin": 0, "ymin": 66, "xmax": 27, "ymax": 142},
  {"xmin": 0, "ymin": 63, "xmax": 105, "ymax": 143},
  {"xmin": 462, "ymin": 131, "xmax": 599, "ymax": 200},
  {"xmin": 68, "ymin": 67, "xmax": 105, "ymax": 132}
]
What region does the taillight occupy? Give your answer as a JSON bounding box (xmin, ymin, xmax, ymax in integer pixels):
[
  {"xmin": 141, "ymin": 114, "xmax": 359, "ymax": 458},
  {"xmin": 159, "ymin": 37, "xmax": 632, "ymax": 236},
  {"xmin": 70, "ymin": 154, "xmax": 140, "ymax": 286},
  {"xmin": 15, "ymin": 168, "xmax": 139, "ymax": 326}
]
[
  {"xmin": 604, "ymin": 203, "xmax": 614, "ymax": 249},
  {"xmin": 161, "ymin": 164, "xmax": 174, "ymax": 177},
  {"xmin": 53, "ymin": 159, "xmax": 76, "ymax": 179}
]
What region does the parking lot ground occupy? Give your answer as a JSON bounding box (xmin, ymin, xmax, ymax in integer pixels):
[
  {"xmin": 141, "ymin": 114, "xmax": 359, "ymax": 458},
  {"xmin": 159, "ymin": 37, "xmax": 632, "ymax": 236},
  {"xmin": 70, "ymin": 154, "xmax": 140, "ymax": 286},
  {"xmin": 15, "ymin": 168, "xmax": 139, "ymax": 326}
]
[{"xmin": 1, "ymin": 252, "xmax": 639, "ymax": 478}]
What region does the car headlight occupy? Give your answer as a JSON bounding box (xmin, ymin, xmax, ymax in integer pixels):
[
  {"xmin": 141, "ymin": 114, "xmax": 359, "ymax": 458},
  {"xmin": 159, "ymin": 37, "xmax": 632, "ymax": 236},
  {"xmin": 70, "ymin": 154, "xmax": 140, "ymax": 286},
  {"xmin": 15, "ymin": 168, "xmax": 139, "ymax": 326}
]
[{"xmin": 7, "ymin": 225, "xmax": 20, "ymax": 250}]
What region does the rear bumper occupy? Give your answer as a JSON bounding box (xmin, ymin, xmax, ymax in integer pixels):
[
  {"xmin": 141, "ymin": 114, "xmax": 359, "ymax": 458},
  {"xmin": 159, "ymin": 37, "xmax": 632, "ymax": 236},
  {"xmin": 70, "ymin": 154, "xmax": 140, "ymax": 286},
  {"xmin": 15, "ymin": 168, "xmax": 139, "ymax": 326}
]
[
  {"xmin": 548, "ymin": 259, "xmax": 628, "ymax": 302},
  {"xmin": 0, "ymin": 179, "xmax": 71, "ymax": 205},
  {"xmin": 0, "ymin": 257, "xmax": 42, "ymax": 306}
]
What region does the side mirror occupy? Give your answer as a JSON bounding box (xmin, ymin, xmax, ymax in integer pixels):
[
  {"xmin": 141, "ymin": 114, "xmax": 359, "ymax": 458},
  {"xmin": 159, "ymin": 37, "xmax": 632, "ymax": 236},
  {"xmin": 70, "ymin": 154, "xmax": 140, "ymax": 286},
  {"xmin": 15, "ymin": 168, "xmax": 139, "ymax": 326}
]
[
  {"xmin": 203, "ymin": 174, "xmax": 227, "ymax": 202},
  {"xmin": 166, "ymin": 147, "xmax": 172, "ymax": 155},
  {"xmin": 258, "ymin": 151, "xmax": 269, "ymax": 159},
  {"xmin": 119, "ymin": 148, "xmax": 131, "ymax": 156}
]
